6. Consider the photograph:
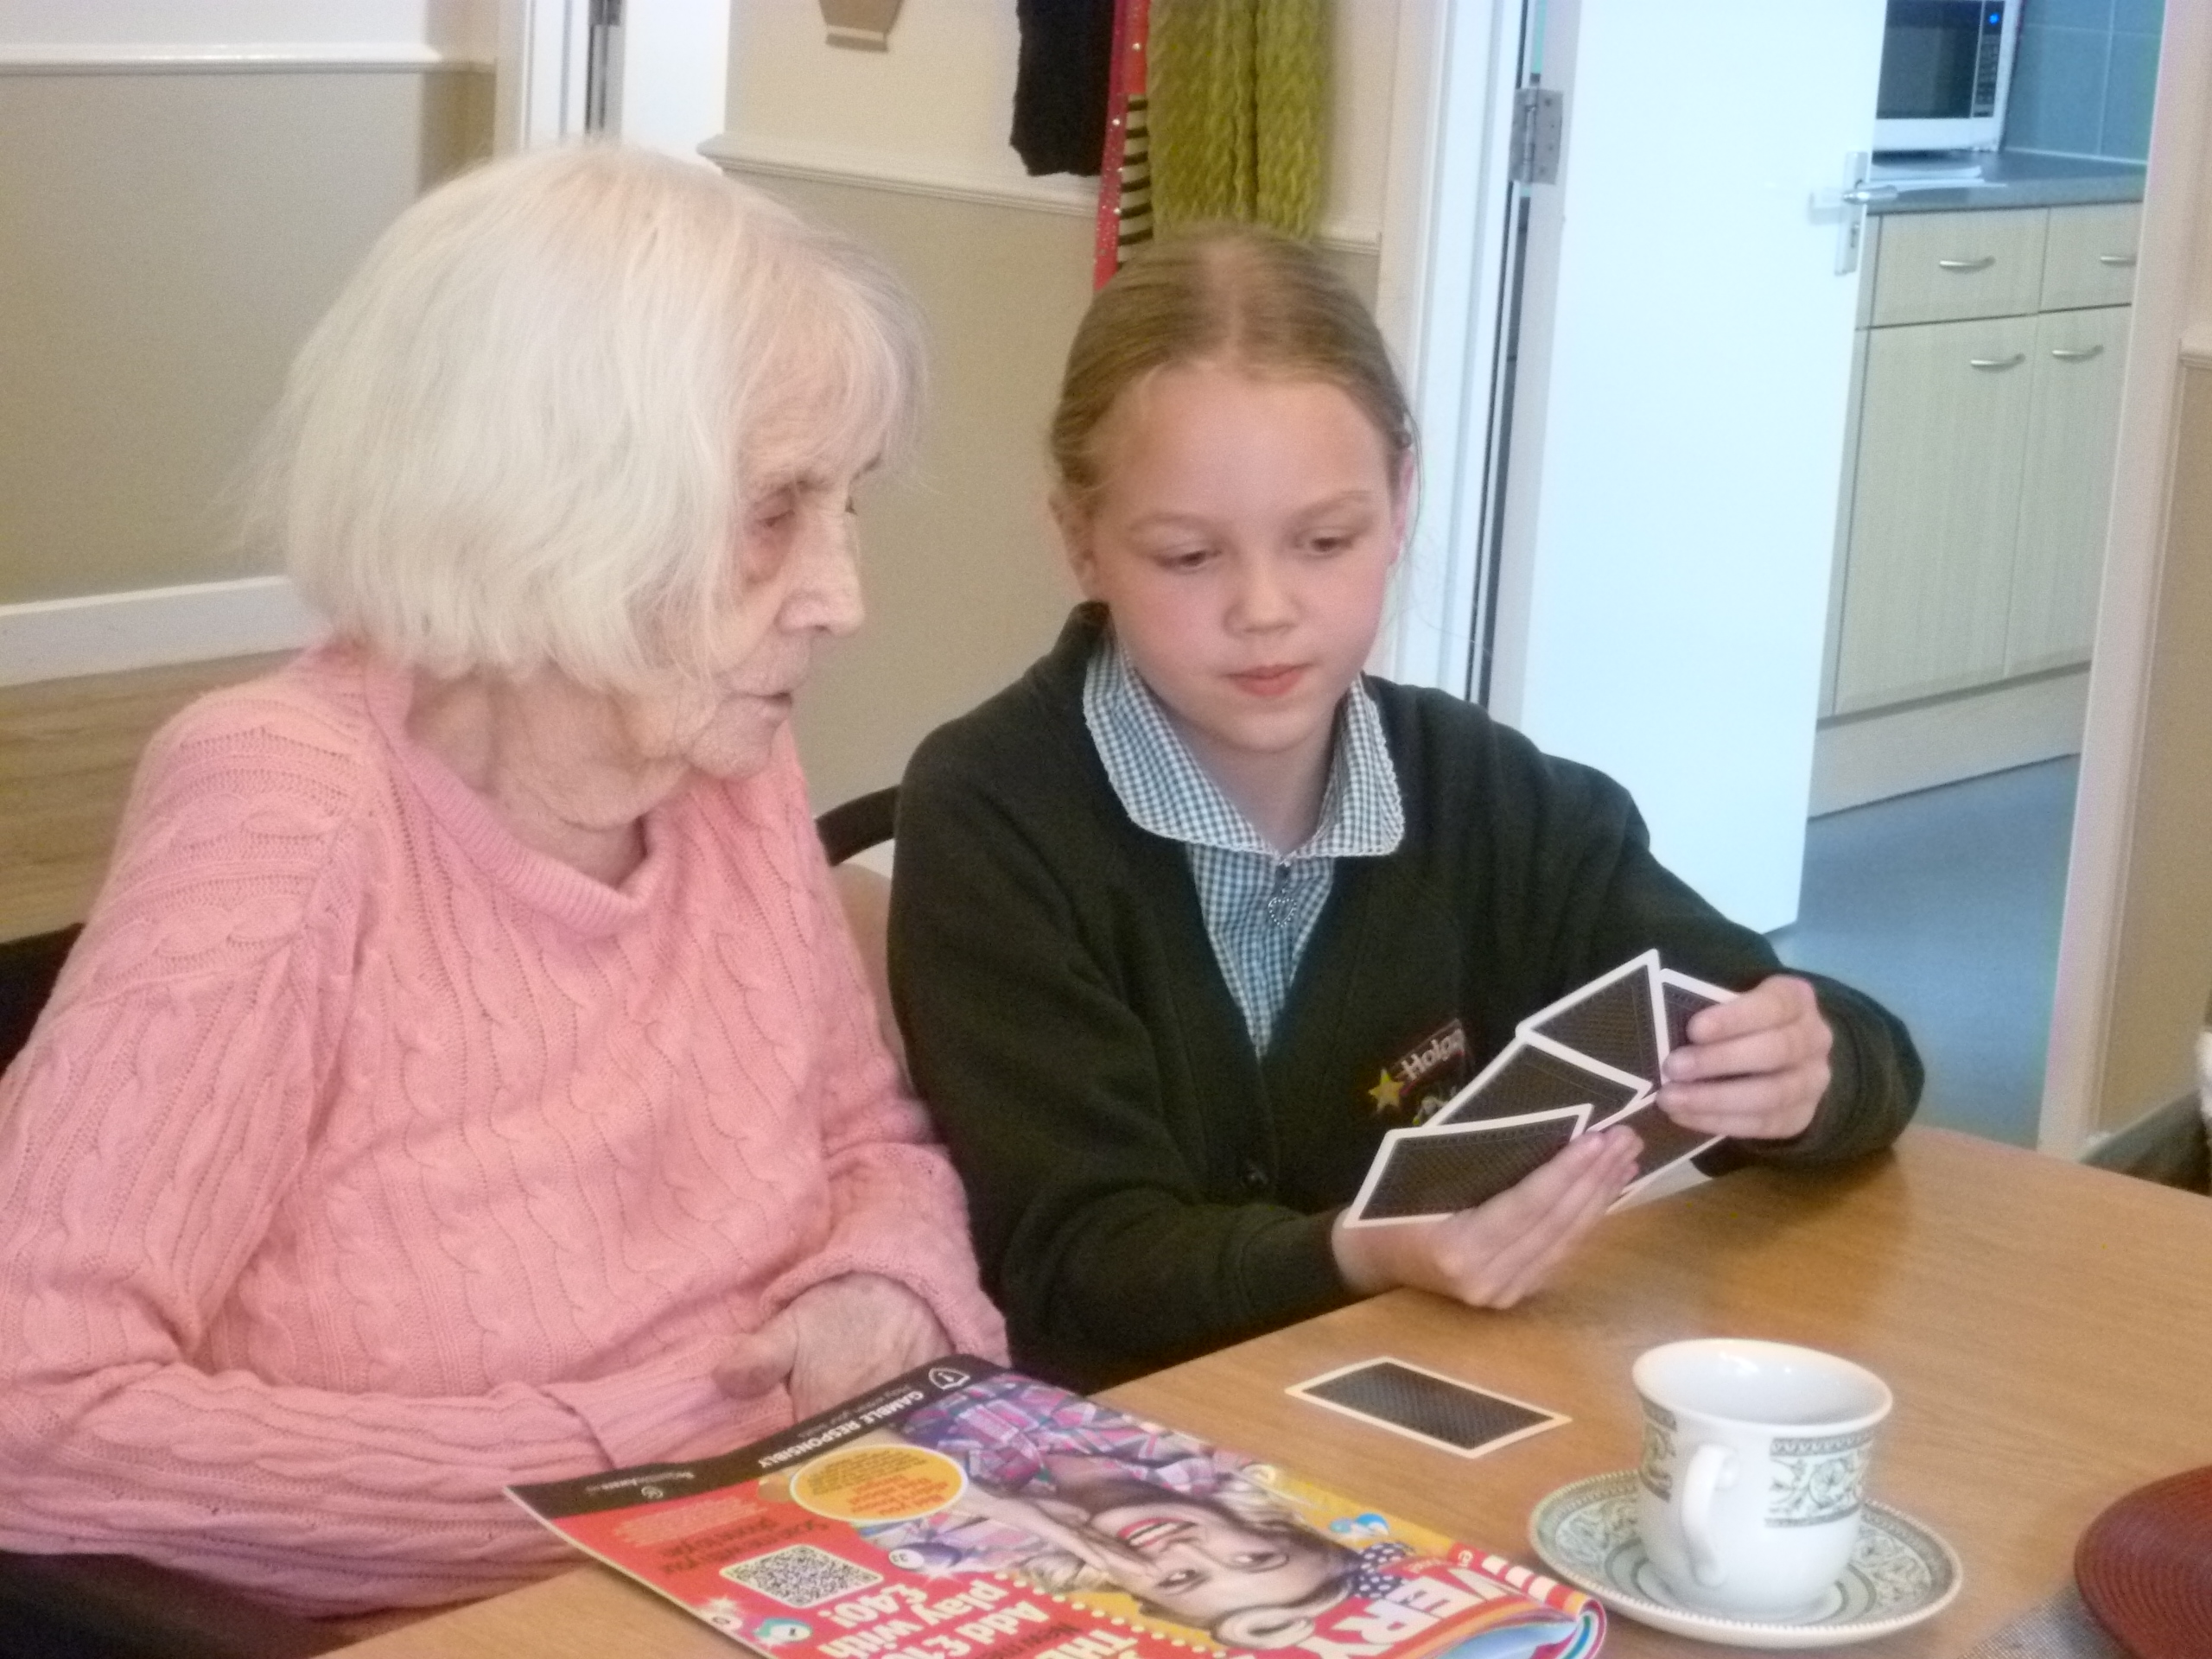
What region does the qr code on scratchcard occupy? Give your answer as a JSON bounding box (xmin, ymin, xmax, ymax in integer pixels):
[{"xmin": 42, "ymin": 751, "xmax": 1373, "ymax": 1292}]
[{"xmin": 721, "ymin": 1543, "xmax": 883, "ymax": 1606}]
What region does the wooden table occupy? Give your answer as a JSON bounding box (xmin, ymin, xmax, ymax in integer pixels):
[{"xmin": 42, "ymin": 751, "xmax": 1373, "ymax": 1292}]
[{"xmin": 346, "ymin": 1129, "xmax": 2212, "ymax": 1656}]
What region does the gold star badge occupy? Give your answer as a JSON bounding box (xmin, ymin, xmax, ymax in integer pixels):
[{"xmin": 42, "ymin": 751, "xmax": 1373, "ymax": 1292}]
[{"xmin": 1367, "ymin": 1069, "xmax": 1403, "ymax": 1113}]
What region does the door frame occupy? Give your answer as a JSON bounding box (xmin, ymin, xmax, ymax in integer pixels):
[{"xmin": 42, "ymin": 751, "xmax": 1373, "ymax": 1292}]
[
  {"xmin": 2040, "ymin": 1, "xmax": 2212, "ymax": 1154},
  {"xmin": 495, "ymin": 0, "xmax": 727, "ymax": 159},
  {"xmin": 495, "ymin": 0, "xmax": 587, "ymax": 149},
  {"xmin": 1369, "ymin": 0, "xmax": 1525, "ymax": 696}
]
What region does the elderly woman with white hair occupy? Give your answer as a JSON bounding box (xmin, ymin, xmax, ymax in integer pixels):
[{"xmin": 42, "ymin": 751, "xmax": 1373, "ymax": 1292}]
[{"xmin": 0, "ymin": 146, "xmax": 1002, "ymax": 1615}]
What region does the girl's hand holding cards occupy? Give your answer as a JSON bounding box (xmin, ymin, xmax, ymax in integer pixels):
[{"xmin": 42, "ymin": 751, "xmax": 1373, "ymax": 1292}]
[
  {"xmin": 1331, "ymin": 1125, "xmax": 1643, "ymax": 1307},
  {"xmin": 1656, "ymin": 973, "xmax": 1834, "ymax": 1142}
]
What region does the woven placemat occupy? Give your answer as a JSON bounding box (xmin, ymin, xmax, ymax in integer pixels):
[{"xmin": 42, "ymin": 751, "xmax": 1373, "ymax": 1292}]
[{"xmin": 1959, "ymin": 1587, "xmax": 2127, "ymax": 1659}]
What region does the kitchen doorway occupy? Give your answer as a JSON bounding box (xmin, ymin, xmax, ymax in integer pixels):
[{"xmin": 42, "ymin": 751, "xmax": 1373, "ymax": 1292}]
[
  {"xmin": 1776, "ymin": 4, "xmax": 2160, "ymax": 1147},
  {"xmin": 1383, "ymin": 0, "xmax": 1887, "ymax": 931},
  {"xmin": 1380, "ymin": 0, "xmax": 2165, "ymax": 1148}
]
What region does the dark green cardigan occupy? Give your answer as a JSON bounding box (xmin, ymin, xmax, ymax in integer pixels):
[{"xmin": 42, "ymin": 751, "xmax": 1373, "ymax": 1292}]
[{"xmin": 889, "ymin": 607, "xmax": 1920, "ymax": 1390}]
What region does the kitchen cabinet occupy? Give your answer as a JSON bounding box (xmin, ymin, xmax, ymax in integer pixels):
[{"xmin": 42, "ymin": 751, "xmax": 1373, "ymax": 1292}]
[
  {"xmin": 1866, "ymin": 207, "xmax": 2048, "ymax": 327},
  {"xmin": 2007, "ymin": 305, "xmax": 2133, "ymax": 677},
  {"xmin": 2038, "ymin": 203, "xmax": 2141, "ymax": 312},
  {"xmin": 1834, "ymin": 316, "xmax": 2037, "ymax": 709},
  {"xmin": 1827, "ymin": 202, "xmax": 2138, "ymax": 718}
]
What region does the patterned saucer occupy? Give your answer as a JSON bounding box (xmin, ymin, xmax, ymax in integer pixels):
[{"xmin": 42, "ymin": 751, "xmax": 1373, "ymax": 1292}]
[{"xmin": 1528, "ymin": 1470, "xmax": 1963, "ymax": 1650}]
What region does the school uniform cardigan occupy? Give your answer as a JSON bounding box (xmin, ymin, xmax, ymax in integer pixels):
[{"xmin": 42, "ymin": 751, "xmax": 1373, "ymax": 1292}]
[{"xmin": 889, "ymin": 605, "xmax": 1921, "ymax": 1392}]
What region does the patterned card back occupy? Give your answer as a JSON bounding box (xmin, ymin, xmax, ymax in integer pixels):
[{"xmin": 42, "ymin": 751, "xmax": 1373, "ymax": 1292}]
[
  {"xmin": 1439, "ymin": 1042, "xmax": 1640, "ymax": 1126},
  {"xmin": 1358, "ymin": 1116, "xmax": 1580, "ymax": 1219},
  {"xmin": 1531, "ymin": 969, "xmax": 1660, "ymax": 1081},
  {"xmin": 1662, "ymin": 981, "xmax": 1721, "ymax": 1054},
  {"xmin": 1299, "ymin": 1361, "xmax": 1560, "ymax": 1451},
  {"xmin": 1605, "ymin": 1097, "xmax": 1720, "ymax": 1182}
]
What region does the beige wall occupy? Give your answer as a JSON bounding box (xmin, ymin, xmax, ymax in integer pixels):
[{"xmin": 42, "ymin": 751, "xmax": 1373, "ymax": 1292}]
[
  {"xmin": 759, "ymin": 175, "xmax": 1090, "ymax": 810},
  {"xmin": 726, "ymin": 3, "xmax": 1390, "ymax": 805},
  {"xmin": 2092, "ymin": 362, "xmax": 2212, "ymax": 1132},
  {"xmin": 0, "ymin": 68, "xmax": 491, "ymax": 607},
  {"xmin": 727, "ymin": 0, "xmax": 1398, "ymax": 242},
  {"xmin": 2057, "ymin": 0, "xmax": 2212, "ymax": 1141},
  {"xmin": 753, "ymin": 175, "xmax": 1379, "ymax": 810}
]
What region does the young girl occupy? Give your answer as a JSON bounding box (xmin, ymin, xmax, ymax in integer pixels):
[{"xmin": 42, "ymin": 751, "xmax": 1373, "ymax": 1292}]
[{"xmin": 887, "ymin": 228, "xmax": 1920, "ymax": 1392}]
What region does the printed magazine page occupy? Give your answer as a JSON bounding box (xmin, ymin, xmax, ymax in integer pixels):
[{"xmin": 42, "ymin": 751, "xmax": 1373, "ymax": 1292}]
[{"xmin": 509, "ymin": 1357, "xmax": 1602, "ymax": 1659}]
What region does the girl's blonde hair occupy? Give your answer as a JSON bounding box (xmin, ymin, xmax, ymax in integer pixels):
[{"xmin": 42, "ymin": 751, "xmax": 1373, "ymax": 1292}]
[
  {"xmin": 257, "ymin": 143, "xmax": 922, "ymax": 692},
  {"xmin": 1049, "ymin": 226, "xmax": 1414, "ymax": 512}
]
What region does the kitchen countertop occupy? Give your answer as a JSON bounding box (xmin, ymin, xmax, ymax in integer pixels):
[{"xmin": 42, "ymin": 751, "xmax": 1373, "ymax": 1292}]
[{"xmin": 1866, "ymin": 149, "xmax": 2145, "ymax": 214}]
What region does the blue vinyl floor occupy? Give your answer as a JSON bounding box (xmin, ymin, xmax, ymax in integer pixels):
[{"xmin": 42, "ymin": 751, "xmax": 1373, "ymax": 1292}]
[{"xmin": 1770, "ymin": 757, "xmax": 2080, "ymax": 1147}]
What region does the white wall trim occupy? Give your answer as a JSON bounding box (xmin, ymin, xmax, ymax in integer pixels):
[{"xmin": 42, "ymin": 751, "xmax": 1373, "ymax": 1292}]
[
  {"xmin": 1808, "ymin": 668, "xmax": 2088, "ymax": 817},
  {"xmin": 0, "ymin": 578, "xmax": 321, "ymax": 688},
  {"xmin": 0, "ymin": 43, "xmax": 489, "ymax": 73},
  {"xmin": 702, "ymin": 131, "xmax": 1383, "ymax": 253},
  {"xmin": 2040, "ymin": 0, "xmax": 2212, "ymax": 1155},
  {"xmin": 702, "ymin": 131, "xmax": 1093, "ymax": 217}
]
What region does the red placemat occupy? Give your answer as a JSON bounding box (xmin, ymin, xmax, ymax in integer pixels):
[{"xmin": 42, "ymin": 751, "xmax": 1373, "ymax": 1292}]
[{"xmin": 2075, "ymin": 1464, "xmax": 2212, "ymax": 1656}]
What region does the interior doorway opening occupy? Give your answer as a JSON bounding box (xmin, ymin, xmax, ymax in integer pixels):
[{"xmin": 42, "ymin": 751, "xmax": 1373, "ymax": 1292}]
[{"xmin": 1382, "ymin": 0, "xmax": 2163, "ymax": 1150}]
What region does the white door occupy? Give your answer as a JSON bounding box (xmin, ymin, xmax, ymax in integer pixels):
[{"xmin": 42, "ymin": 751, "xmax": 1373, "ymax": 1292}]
[
  {"xmin": 1483, "ymin": 0, "xmax": 1887, "ymax": 930},
  {"xmin": 499, "ymin": 0, "xmax": 727, "ymax": 159}
]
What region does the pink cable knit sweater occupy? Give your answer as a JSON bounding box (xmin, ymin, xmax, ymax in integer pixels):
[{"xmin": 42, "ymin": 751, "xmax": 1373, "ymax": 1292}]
[{"xmin": 0, "ymin": 646, "xmax": 1004, "ymax": 1616}]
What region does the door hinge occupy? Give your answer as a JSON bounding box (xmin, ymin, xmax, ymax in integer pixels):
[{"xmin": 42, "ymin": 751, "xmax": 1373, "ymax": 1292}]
[{"xmin": 1509, "ymin": 87, "xmax": 1564, "ymax": 186}]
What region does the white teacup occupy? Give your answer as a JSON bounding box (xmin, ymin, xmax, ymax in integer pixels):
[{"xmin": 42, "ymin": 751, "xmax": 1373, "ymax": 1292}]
[{"xmin": 1632, "ymin": 1338, "xmax": 1891, "ymax": 1619}]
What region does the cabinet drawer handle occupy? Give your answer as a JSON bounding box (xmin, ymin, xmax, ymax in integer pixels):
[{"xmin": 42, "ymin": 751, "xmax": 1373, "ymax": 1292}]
[
  {"xmin": 1968, "ymin": 353, "xmax": 2026, "ymax": 370},
  {"xmin": 2050, "ymin": 345, "xmax": 2106, "ymax": 361},
  {"xmin": 2097, "ymin": 253, "xmax": 2138, "ymax": 267},
  {"xmin": 1937, "ymin": 256, "xmax": 1998, "ymax": 271}
]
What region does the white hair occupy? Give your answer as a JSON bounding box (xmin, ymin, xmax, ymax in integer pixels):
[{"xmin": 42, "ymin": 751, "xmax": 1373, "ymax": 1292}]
[{"xmin": 257, "ymin": 143, "xmax": 923, "ymax": 689}]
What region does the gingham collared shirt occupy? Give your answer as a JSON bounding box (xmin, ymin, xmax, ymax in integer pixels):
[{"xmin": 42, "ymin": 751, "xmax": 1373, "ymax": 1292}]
[{"xmin": 1083, "ymin": 632, "xmax": 1405, "ymax": 1052}]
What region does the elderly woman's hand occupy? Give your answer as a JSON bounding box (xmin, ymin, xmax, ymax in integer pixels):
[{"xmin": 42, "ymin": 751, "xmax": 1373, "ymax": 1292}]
[{"xmin": 716, "ymin": 1274, "xmax": 952, "ymax": 1420}]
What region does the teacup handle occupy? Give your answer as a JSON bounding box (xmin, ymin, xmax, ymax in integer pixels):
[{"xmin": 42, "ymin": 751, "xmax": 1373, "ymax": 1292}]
[{"xmin": 1680, "ymin": 1442, "xmax": 1737, "ymax": 1588}]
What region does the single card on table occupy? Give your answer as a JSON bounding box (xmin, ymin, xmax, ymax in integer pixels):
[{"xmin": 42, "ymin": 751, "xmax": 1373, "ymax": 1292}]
[
  {"xmin": 1287, "ymin": 1357, "xmax": 1568, "ymax": 1459},
  {"xmin": 1428, "ymin": 1036, "xmax": 1642, "ymax": 1128},
  {"xmin": 1518, "ymin": 950, "xmax": 1668, "ymax": 1086},
  {"xmin": 1343, "ymin": 1105, "xmax": 1589, "ymax": 1226}
]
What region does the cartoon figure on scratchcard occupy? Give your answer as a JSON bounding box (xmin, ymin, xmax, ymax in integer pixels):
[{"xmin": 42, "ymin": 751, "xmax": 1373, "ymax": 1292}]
[{"xmin": 860, "ymin": 1373, "xmax": 1580, "ymax": 1657}]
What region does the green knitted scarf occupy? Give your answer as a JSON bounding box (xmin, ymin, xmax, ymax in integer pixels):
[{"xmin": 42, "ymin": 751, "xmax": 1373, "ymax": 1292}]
[{"xmin": 1148, "ymin": 0, "xmax": 1328, "ymax": 238}]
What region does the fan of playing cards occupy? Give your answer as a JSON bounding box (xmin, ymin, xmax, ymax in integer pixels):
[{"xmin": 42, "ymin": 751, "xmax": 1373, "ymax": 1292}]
[{"xmin": 1344, "ymin": 950, "xmax": 1733, "ymax": 1226}]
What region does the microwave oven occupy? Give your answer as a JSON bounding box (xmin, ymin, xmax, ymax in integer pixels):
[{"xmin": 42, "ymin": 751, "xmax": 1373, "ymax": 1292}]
[{"xmin": 1874, "ymin": 0, "xmax": 2019, "ymax": 153}]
